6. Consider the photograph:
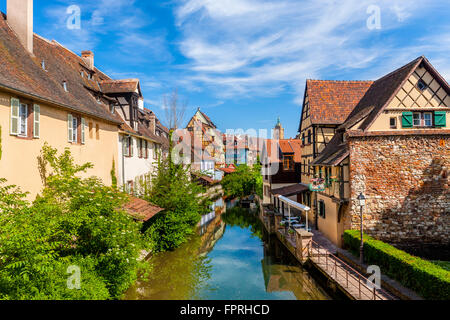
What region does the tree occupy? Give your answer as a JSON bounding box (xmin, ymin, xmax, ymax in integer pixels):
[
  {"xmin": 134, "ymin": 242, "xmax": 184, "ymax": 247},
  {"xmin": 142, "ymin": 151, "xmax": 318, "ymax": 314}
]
[
  {"xmin": 221, "ymin": 163, "xmax": 263, "ymax": 199},
  {"xmin": 164, "ymin": 88, "xmax": 187, "ymax": 130},
  {"xmin": 138, "ymin": 132, "xmax": 212, "ymax": 252}
]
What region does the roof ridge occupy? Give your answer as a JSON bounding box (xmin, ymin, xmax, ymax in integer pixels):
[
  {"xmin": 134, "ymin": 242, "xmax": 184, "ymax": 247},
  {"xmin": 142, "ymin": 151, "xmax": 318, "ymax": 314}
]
[
  {"xmin": 375, "ymin": 56, "xmax": 423, "ymax": 82},
  {"xmin": 307, "ymin": 79, "xmax": 374, "ymax": 83}
]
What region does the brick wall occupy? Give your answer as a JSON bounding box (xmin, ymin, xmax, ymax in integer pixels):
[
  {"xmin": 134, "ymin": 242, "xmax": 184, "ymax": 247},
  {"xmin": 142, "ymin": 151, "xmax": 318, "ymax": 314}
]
[{"xmin": 348, "ymin": 134, "xmax": 450, "ymax": 245}]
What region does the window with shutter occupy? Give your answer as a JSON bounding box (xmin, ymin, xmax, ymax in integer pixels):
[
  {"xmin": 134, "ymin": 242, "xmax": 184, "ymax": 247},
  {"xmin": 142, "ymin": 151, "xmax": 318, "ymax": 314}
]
[
  {"xmin": 81, "ymin": 118, "xmax": 86, "ymax": 144},
  {"xmin": 10, "ymin": 98, "xmax": 20, "ymax": 135},
  {"xmin": 130, "ymin": 137, "xmax": 134, "ymax": 157},
  {"xmin": 33, "ymin": 104, "xmax": 40, "ymax": 138},
  {"xmin": 434, "ymin": 111, "xmax": 447, "ymax": 127},
  {"xmin": 72, "ymin": 117, "xmax": 78, "ymax": 142},
  {"xmin": 401, "ymin": 112, "xmax": 413, "ymax": 128},
  {"xmin": 68, "ymin": 114, "xmax": 73, "ymax": 142}
]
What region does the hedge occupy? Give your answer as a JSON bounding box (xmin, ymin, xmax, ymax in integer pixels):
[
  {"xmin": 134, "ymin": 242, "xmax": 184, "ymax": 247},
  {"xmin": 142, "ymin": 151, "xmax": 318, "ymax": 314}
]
[{"xmin": 343, "ymin": 230, "xmax": 450, "ymax": 300}]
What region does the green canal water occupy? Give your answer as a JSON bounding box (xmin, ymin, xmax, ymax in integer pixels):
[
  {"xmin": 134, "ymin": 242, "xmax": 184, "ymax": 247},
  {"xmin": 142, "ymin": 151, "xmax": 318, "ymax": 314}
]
[{"xmin": 124, "ymin": 205, "xmax": 331, "ymax": 300}]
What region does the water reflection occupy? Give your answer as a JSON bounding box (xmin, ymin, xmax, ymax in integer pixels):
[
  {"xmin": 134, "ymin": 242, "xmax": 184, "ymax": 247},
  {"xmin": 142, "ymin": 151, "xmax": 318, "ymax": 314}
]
[{"xmin": 124, "ymin": 201, "xmax": 330, "ymax": 300}]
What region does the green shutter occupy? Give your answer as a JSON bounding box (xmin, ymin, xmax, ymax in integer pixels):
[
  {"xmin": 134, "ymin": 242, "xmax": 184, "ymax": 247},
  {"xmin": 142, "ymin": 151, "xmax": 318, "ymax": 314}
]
[
  {"xmin": 10, "ymin": 98, "xmax": 20, "ymax": 135},
  {"xmin": 434, "ymin": 111, "xmax": 446, "ymax": 127},
  {"xmin": 33, "ymin": 104, "xmax": 40, "ymax": 138},
  {"xmin": 402, "ymin": 112, "xmax": 413, "ymax": 128},
  {"xmin": 81, "ymin": 118, "xmax": 86, "ymax": 144},
  {"xmin": 68, "ymin": 114, "xmax": 73, "ymax": 142}
]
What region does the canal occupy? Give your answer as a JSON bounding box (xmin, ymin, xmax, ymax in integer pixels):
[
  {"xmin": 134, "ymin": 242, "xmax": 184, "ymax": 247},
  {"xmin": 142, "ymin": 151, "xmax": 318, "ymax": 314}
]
[{"xmin": 124, "ymin": 201, "xmax": 331, "ymax": 300}]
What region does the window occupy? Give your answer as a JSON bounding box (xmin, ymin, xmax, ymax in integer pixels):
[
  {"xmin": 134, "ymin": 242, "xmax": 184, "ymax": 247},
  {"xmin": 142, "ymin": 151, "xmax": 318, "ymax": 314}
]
[
  {"xmin": 390, "ymin": 117, "xmax": 397, "ymax": 129},
  {"xmin": 423, "ymin": 113, "xmax": 432, "ymax": 127},
  {"xmin": 144, "ymin": 140, "xmax": 149, "ymax": 159},
  {"xmin": 11, "ymin": 99, "xmax": 40, "ymax": 139},
  {"xmin": 318, "ymin": 200, "xmax": 326, "ymax": 219},
  {"xmin": 95, "ymin": 124, "xmax": 100, "ymax": 140},
  {"xmin": 413, "ymin": 113, "xmax": 421, "ymax": 126},
  {"xmin": 138, "ymin": 139, "xmax": 143, "ymax": 158},
  {"xmin": 283, "ymin": 155, "xmax": 294, "ymax": 171},
  {"xmin": 412, "ymin": 112, "xmax": 433, "ymax": 127},
  {"xmin": 153, "ymin": 144, "xmax": 159, "ymax": 160},
  {"xmin": 72, "ymin": 117, "xmax": 78, "ymax": 142},
  {"xmin": 89, "ymin": 122, "xmax": 93, "ymax": 139},
  {"xmin": 19, "ymin": 103, "xmax": 28, "ymax": 136},
  {"xmin": 417, "ymin": 79, "xmax": 427, "ymax": 91},
  {"xmin": 63, "ymin": 81, "xmax": 68, "ymax": 92},
  {"xmin": 123, "ymin": 136, "xmax": 133, "ymax": 157},
  {"xmin": 307, "ymin": 130, "xmax": 311, "ymax": 144}
]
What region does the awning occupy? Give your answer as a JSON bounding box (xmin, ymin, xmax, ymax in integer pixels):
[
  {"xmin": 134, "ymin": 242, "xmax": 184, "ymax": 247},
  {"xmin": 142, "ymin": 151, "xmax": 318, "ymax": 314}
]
[{"xmin": 270, "ymin": 184, "xmax": 309, "ymax": 197}]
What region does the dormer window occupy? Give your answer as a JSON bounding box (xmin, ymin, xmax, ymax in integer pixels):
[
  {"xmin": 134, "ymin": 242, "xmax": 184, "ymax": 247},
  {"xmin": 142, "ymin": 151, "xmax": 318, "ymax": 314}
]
[
  {"xmin": 417, "ymin": 79, "xmax": 427, "ymax": 91},
  {"xmin": 63, "ymin": 81, "xmax": 68, "ymax": 92},
  {"xmin": 41, "ymin": 60, "xmax": 46, "ymax": 71}
]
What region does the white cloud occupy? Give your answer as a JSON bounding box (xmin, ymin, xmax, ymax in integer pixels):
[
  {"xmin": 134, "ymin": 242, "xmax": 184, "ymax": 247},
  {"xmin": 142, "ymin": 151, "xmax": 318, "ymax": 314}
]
[{"xmin": 173, "ymin": 0, "xmax": 445, "ymax": 103}]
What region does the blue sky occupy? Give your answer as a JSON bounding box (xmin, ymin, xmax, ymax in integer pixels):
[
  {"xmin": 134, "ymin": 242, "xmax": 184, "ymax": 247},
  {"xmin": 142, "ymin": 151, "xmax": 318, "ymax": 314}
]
[{"xmin": 1, "ymin": 0, "xmax": 449, "ymax": 138}]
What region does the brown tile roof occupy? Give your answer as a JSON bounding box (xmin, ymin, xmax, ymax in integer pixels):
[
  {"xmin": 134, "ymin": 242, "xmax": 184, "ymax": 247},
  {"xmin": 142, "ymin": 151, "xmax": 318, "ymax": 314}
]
[
  {"xmin": 0, "ymin": 14, "xmax": 120, "ymax": 124},
  {"xmin": 100, "ymin": 79, "xmax": 140, "ymax": 94},
  {"xmin": 305, "ymin": 80, "xmax": 373, "ymax": 126},
  {"xmin": 124, "ymin": 196, "xmax": 164, "ymax": 222},
  {"xmin": 0, "ymin": 13, "xmax": 171, "ymax": 148}
]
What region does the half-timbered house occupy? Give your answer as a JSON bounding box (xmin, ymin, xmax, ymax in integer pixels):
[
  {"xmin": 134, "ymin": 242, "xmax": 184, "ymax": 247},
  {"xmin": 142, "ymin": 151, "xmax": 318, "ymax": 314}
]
[{"xmin": 310, "ymin": 56, "xmax": 449, "ymax": 247}]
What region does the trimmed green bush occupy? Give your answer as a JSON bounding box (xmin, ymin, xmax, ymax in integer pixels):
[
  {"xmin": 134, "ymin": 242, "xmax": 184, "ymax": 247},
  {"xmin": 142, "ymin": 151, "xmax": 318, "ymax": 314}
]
[{"xmin": 343, "ymin": 230, "xmax": 450, "ymax": 300}]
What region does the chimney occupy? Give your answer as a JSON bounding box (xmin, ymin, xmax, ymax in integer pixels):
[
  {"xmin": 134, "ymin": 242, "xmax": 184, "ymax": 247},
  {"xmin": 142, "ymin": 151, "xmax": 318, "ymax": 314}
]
[
  {"xmin": 7, "ymin": 0, "xmax": 34, "ymax": 54},
  {"xmin": 149, "ymin": 114, "xmax": 156, "ymax": 135},
  {"xmin": 81, "ymin": 51, "xmax": 94, "ymax": 70}
]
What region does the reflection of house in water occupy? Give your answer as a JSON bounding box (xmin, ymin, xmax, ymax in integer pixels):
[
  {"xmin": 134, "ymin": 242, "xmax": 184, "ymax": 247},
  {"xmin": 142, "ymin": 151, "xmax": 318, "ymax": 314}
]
[
  {"xmin": 198, "ymin": 198, "xmax": 227, "ymax": 256},
  {"xmin": 261, "ymin": 238, "xmax": 330, "ymax": 300}
]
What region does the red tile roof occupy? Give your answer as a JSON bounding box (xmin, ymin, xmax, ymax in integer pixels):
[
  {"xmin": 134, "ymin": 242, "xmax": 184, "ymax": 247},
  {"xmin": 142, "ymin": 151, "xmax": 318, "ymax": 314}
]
[
  {"xmin": 124, "ymin": 197, "xmax": 164, "ymax": 222},
  {"xmin": 305, "ymin": 80, "xmax": 373, "ymax": 125}
]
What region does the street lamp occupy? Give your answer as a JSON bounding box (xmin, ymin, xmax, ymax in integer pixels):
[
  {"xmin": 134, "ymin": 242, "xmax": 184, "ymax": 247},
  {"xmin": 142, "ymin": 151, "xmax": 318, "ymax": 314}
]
[{"xmin": 357, "ymin": 192, "xmax": 366, "ymax": 265}]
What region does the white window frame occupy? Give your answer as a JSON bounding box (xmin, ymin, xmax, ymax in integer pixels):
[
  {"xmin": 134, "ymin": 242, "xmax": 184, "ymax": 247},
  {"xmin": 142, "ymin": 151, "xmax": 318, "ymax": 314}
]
[
  {"xmin": 413, "ymin": 112, "xmax": 422, "ymax": 127},
  {"xmin": 18, "ymin": 103, "xmax": 28, "ymax": 137},
  {"xmin": 72, "ymin": 117, "xmax": 78, "ymax": 143},
  {"xmin": 423, "ymin": 112, "xmax": 433, "ymax": 127}
]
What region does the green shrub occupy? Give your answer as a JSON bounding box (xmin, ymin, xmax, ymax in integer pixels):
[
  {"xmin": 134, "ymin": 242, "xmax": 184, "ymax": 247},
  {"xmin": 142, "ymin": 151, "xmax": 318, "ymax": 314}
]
[
  {"xmin": 343, "ymin": 230, "xmax": 450, "ymax": 300},
  {"xmin": 0, "ymin": 144, "xmax": 146, "ymax": 300}
]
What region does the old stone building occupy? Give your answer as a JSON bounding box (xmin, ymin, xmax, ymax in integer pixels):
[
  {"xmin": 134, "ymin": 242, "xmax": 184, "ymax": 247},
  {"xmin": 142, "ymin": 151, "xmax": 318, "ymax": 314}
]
[{"xmin": 309, "ymin": 56, "xmax": 449, "ymax": 247}]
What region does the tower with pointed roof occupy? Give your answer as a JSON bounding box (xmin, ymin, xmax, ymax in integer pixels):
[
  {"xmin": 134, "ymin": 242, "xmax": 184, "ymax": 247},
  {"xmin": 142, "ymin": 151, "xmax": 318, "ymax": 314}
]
[{"xmin": 273, "ymin": 117, "xmax": 285, "ymax": 140}]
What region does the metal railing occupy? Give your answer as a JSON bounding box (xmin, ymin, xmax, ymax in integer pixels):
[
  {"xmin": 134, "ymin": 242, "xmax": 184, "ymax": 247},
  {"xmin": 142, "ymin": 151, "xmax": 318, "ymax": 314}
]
[{"xmin": 308, "ymin": 240, "xmax": 396, "ymax": 300}]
